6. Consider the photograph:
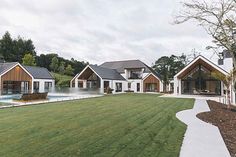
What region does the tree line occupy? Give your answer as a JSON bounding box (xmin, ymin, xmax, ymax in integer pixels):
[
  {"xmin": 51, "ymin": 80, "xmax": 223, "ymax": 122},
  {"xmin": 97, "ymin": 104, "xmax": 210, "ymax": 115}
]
[{"xmin": 0, "ymin": 31, "xmax": 88, "ymax": 76}]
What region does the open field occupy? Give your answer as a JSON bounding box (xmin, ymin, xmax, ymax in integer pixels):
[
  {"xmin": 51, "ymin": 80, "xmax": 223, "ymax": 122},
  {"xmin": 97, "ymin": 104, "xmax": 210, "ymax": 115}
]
[{"xmin": 0, "ymin": 94, "xmax": 194, "ymax": 157}]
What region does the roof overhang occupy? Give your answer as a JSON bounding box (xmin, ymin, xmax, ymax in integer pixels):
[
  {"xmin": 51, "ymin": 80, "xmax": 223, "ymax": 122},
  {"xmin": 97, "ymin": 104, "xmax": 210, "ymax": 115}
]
[
  {"xmin": 174, "ymin": 55, "xmax": 229, "ymax": 79},
  {"xmin": 0, "ymin": 63, "xmax": 34, "ymax": 79},
  {"xmin": 143, "ymin": 73, "xmax": 161, "ymax": 82},
  {"xmin": 71, "ymin": 65, "xmax": 102, "ymax": 82}
]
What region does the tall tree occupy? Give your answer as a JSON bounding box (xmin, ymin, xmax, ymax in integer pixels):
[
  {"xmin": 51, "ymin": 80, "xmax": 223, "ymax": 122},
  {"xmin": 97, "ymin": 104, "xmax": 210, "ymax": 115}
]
[
  {"xmin": 211, "ymin": 70, "xmax": 236, "ymax": 108},
  {"xmin": 0, "ymin": 31, "xmax": 36, "ymax": 62},
  {"xmin": 153, "ymin": 54, "xmax": 187, "ymax": 91},
  {"xmin": 50, "ymin": 57, "xmax": 59, "ymax": 72},
  {"xmin": 65, "ymin": 64, "xmax": 74, "ymax": 76},
  {"xmin": 175, "ymin": 0, "xmax": 236, "ymax": 65},
  {"xmin": 0, "ymin": 31, "xmax": 14, "ymax": 61},
  {"xmin": 22, "ymin": 53, "xmax": 36, "ymax": 66},
  {"xmin": 58, "ymin": 61, "xmax": 65, "ymax": 75}
]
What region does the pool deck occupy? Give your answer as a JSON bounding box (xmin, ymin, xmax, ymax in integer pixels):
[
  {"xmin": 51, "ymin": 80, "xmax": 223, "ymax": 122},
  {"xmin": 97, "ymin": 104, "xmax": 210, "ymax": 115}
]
[{"xmin": 0, "ymin": 94, "xmax": 103, "ymax": 109}]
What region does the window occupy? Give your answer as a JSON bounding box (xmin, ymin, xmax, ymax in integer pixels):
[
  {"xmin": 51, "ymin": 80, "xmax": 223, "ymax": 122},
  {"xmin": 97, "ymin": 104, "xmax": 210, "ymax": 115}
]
[
  {"xmin": 128, "ymin": 83, "xmax": 131, "ymax": 89},
  {"xmin": 115, "ymin": 83, "xmax": 122, "ymax": 92},
  {"xmin": 45, "ymin": 82, "xmax": 52, "ymax": 91},
  {"xmin": 129, "ymin": 69, "xmax": 142, "ymax": 79},
  {"xmin": 2, "ymin": 81, "xmax": 29, "ymax": 94},
  {"xmin": 34, "ymin": 82, "xmax": 39, "ymax": 93},
  {"xmin": 181, "ymin": 64, "xmax": 221, "ymax": 95},
  {"xmin": 78, "ymin": 81, "xmax": 83, "ymax": 88},
  {"xmin": 137, "ymin": 83, "xmax": 140, "ymax": 92}
]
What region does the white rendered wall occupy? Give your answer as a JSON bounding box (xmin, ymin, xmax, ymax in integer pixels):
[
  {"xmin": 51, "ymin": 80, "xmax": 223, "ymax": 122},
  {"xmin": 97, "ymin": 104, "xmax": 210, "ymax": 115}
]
[
  {"xmin": 127, "ymin": 79, "xmax": 142, "ymax": 93},
  {"xmin": 174, "ymin": 76, "xmax": 179, "ymax": 95},
  {"xmin": 112, "ymin": 80, "xmax": 127, "ymax": 93},
  {"xmin": 222, "ymin": 58, "xmax": 233, "ymax": 73},
  {"xmin": 33, "ymin": 79, "xmax": 55, "ymax": 93}
]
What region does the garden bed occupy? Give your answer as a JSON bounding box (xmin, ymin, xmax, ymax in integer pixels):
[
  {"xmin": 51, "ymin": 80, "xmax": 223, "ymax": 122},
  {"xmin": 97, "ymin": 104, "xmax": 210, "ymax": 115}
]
[{"xmin": 197, "ymin": 100, "xmax": 236, "ymax": 157}]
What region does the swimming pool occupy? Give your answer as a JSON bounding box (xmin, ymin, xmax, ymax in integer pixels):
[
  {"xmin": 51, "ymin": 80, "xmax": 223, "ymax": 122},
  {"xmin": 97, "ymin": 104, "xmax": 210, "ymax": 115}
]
[
  {"xmin": 0, "ymin": 95, "xmax": 70, "ymax": 104},
  {"xmin": 0, "ymin": 94, "xmax": 102, "ymax": 108}
]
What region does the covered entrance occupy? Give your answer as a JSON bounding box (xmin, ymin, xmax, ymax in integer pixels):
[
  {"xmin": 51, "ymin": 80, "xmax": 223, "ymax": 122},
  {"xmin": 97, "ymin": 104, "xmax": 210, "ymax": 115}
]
[
  {"xmin": 143, "ymin": 74, "xmax": 160, "ymax": 92},
  {"xmin": 77, "ymin": 66, "xmax": 101, "ymax": 90}
]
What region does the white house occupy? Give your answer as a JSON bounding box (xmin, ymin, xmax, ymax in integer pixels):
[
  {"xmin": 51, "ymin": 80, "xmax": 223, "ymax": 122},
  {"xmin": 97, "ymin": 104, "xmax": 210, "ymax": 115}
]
[
  {"xmin": 0, "ymin": 62, "xmax": 55, "ymax": 95},
  {"xmin": 70, "ymin": 60, "xmax": 163, "ymax": 94},
  {"xmin": 174, "ymin": 54, "xmax": 235, "ymax": 104}
]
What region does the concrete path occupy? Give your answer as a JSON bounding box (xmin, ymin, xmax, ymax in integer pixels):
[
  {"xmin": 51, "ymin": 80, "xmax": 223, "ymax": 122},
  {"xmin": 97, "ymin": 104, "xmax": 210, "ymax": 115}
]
[{"xmin": 176, "ymin": 99, "xmax": 231, "ymax": 157}]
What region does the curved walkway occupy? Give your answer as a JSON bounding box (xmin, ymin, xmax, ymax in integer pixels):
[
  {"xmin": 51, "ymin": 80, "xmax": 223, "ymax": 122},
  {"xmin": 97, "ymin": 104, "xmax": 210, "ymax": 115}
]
[{"xmin": 177, "ymin": 99, "xmax": 231, "ymax": 157}]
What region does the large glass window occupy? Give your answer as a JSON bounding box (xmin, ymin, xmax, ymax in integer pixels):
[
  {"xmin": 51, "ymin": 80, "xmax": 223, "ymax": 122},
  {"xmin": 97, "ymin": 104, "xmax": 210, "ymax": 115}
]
[
  {"xmin": 181, "ymin": 65, "xmax": 221, "ymax": 95},
  {"xmin": 129, "ymin": 69, "xmax": 142, "ymax": 79},
  {"xmin": 45, "ymin": 82, "xmax": 52, "ymax": 91},
  {"xmin": 2, "ymin": 81, "xmax": 29, "ymax": 95},
  {"xmin": 145, "ymin": 83, "xmax": 157, "ymax": 92}
]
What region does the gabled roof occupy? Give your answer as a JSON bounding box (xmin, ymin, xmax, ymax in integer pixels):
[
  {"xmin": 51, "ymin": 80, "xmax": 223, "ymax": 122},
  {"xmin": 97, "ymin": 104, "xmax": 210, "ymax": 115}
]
[
  {"xmin": 100, "ymin": 59, "xmax": 162, "ymax": 80},
  {"xmin": 174, "ymin": 55, "xmax": 229, "ymax": 79},
  {"xmin": 89, "ymin": 65, "xmax": 126, "ymax": 80},
  {"xmin": 0, "ymin": 62, "xmax": 18, "ymax": 75},
  {"xmin": 23, "ymin": 66, "xmax": 54, "ymax": 79},
  {"xmin": 100, "ymin": 59, "xmax": 151, "ymax": 73}
]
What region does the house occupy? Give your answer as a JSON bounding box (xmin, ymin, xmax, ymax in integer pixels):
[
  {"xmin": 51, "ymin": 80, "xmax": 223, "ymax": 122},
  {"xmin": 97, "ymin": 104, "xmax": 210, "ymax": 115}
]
[
  {"xmin": 70, "ymin": 60, "xmax": 163, "ymax": 93},
  {"xmin": 174, "ymin": 54, "xmax": 235, "ymax": 104},
  {"xmin": 0, "ymin": 62, "xmax": 55, "ymax": 95}
]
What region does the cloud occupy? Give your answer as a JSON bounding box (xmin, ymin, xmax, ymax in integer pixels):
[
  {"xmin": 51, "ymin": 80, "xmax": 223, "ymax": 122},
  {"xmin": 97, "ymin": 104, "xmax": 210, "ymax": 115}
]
[{"xmin": 0, "ymin": 0, "xmax": 215, "ymax": 65}]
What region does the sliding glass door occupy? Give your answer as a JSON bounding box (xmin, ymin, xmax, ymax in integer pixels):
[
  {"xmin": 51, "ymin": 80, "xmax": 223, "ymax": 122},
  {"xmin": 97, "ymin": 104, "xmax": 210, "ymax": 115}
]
[{"xmin": 181, "ymin": 64, "xmax": 221, "ymax": 95}]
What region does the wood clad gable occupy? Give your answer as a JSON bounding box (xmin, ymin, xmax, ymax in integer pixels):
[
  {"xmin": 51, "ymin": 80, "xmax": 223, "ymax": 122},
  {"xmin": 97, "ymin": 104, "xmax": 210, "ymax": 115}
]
[{"xmin": 1, "ymin": 65, "xmax": 32, "ymax": 81}]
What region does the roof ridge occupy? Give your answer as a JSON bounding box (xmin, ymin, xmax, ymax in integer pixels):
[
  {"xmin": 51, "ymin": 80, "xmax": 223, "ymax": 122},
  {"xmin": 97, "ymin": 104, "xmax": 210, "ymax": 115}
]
[
  {"xmin": 102, "ymin": 59, "xmax": 141, "ymax": 64},
  {"xmin": 90, "ymin": 64, "xmax": 119, "ymax": 72}
]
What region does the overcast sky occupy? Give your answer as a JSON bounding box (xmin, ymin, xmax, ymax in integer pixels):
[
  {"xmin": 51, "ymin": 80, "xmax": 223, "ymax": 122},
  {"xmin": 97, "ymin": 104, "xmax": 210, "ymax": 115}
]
[{"xmin": 0, "ymin": 0, "xmax": 217, "ymax": 65}]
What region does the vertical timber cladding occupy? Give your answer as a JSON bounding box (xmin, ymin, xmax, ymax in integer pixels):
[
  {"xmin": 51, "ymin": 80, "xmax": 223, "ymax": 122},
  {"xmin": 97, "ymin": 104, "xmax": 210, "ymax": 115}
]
[
  {"xmin": 1, "ymin": 65, "xmax": 32, "ymax": 91},
  {"xmin": 143, "ymin": 74, "xmax": 160, "ymax": 92}
]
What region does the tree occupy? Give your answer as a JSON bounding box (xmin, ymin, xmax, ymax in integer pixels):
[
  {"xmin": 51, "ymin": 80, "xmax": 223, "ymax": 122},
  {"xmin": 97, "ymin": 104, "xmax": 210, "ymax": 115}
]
[
  {"xmin": 22, "ymin": 53, "xmax": 36, "ymax": 66},
  {"xmin": 50, "ymin": 57, "xmax": 59, "ymax": 72},
  {"xmin": 58, "ymin": 61, "xmax": 65, "ymax": 75},
  {"xmin": 153, "ymin": 54, "xmax": 187, "ymax": 91},
  {"xmin": 175, "ymin": 0, "xmax": 236, "ymax": 65},
  {"xmin": 0, "ymin": 31, "xmax": 36, "ymax": 63},
  {"xmin": 65, "ymin": 64, "xmax": 74, "ymax": 76},
  {"xmin": 211, "ymin": 70, "xmax": 235, "ymax": 109},
  {"xmin": 0, "ymin": 31, "xmax": 14, "ymax": 61}
]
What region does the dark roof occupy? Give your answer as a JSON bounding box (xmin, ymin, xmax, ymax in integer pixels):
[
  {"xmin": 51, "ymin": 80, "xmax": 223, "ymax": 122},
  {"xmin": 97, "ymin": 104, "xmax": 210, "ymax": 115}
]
[
  {"xmin": 23, "ymin": 66, "xmax": 54, "ymax": 79},
  {"xmin": 144, "ymin": 63, "xmax": 162, "ymax": 80},
  {"xmin": 100, "ymin": 59, "xmax": 161, "ymax": 79},
  {"xmin": 100, "ymin": 60, "xmax": 150, "ymax": 73},
  {"xmin": 0, "ymin": 62, "xmax": 18, "ymax": 75},
  {"xmin": 89, "ymin": 65, "xmax": 126, "ymax": 80}
]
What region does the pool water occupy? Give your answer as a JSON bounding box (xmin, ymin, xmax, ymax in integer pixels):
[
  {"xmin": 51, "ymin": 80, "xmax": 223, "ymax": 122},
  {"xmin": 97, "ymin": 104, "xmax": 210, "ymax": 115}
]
[{"xmin": 0, "ymin": 95, "xmax": 70, "ymax": 105}]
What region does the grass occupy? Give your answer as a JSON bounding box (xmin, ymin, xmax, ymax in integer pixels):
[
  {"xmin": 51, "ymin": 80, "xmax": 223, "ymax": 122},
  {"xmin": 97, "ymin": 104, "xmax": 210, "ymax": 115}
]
[{"xmin": 0, "ymin": 94, "xmax": 194, "ymax": 157}]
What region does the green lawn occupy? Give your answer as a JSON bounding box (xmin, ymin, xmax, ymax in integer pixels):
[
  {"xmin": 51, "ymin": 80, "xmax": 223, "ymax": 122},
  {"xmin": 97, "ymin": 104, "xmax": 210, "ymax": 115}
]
[{"xmin": 0, "ymin": 94, "xmax": 194, "ymax": 157}]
